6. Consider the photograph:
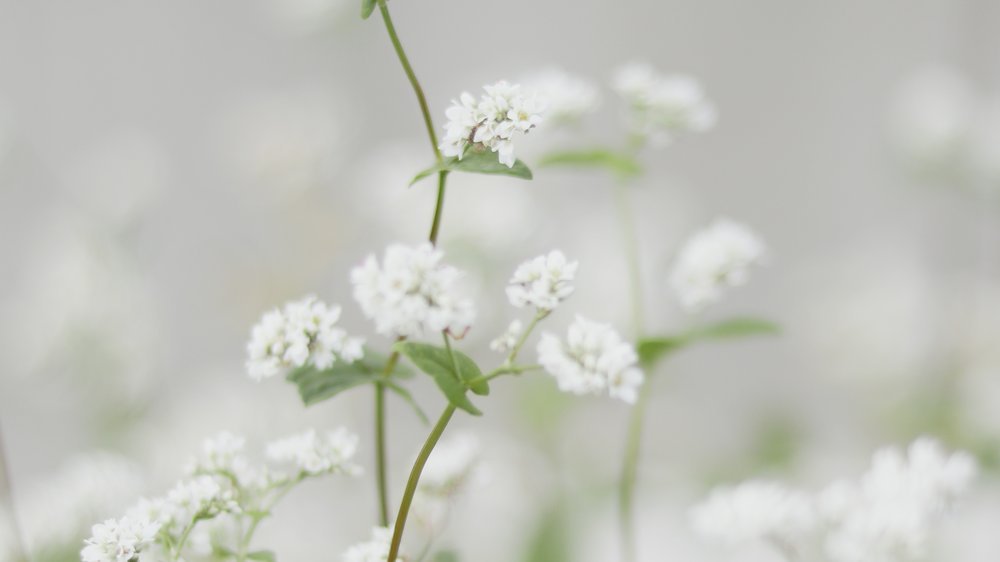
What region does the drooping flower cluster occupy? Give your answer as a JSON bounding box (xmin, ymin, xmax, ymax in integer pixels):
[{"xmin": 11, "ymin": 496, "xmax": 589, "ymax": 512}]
[
  {"xmin": 83, "ymin": 428, "xmax": 361, "ymax": 561},
  {"xmin": 439, "ymin": 81, "xmax": 545, "ymax": 167},
  {"xmin": 341, "ymin": 526, "xmax": 404, "ymax": 562},
  {"xmin": 818, "ymin": 438, "xmax": 977, "ymax": 562},
  {"xmin": 266, "ymin": 428, "xmax": 362, "ymax": 477},
  {"xmin": 351, "ymin": 243, "xmax": 475, "ymax": 338},
  {"xmin": 522, "ymin": 69, "xmax": 600, "ymax": 125},
  {"xmin": 690, "ymin": 438, "xmax": 977, "ymax": 562},
  {"xmin": 80, "ymin": 516, "xmax": 160, "ymax": 562},
  {"xmin": 506, "ymin": 250, "xmax": 578, "ymax": 311},
  {"xmin": 246, "ymin": 294, "xmax": 365, "ymax": 381},
  {"xmin": 537, "ymin": 315, "xmax": 644, "ymax": 403},
  {"xmin": 690, "ymin": 480, "xmax": 816, "ymax": 555},
  {"xmin": 613, "ymin": 62, "xmax": 716, "ymax": 146},
  {"xmin": 669, "ymin": 218, "xmax": 766, "ymax": 311}
]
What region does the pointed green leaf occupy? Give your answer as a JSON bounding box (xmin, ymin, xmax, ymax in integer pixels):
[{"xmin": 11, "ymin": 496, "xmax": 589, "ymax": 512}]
[
  {"xmin": 410, "ymin": 150, "xmax": 532, "ymax": 186},
  {"xmin": 638, "ymin": 318, "xmax": 779, "ymax": 368},
  {"xmin": 286, "ymin": 351, "xmax": 413, "ymax": 406},
  {"xmin": 247, "ymin": 551, "xmax": 276, "ymax": 562},
  {"xmin": 538, "ymin": 148, "xmax": 642, "ymax": 178},
  {"xmin": 361, "ymin": 0, "xmax": 377, "ymax": 19},
  {"xmin": 383, "ymin": 380, "xmax": 430, "ymax": 424},
  {"xmin": 636, "ymin": 336, "xmax": 686, "ymax": 367},
  {"xmin": 393, "ymin": 341, "xmax": 486, "ymax": 416}
]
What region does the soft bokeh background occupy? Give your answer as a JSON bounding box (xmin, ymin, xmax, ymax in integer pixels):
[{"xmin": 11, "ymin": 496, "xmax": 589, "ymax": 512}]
[{"xmin": 2, "ymin": 0, "xmax": 1000, "ymax": 560}]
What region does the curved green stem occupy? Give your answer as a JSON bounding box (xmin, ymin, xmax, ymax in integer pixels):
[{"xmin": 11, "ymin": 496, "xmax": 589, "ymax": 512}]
[
  {"xmin": 374, "ymin": 380, "xmax": 391, "ymax": 526},
  {"xmin": 619, "ymin": 379, "xmax": 653, "ymax": 562},
  {"xmin": 428, "ymin": 171, "xmax": 449, "ymax": 245},
  {"xmin": 386, "ymin": 405, "xmax": 457, "ymax": 561}
]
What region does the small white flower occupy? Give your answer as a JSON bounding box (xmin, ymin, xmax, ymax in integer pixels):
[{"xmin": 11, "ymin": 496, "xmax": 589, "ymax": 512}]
[
  {"xmin": 669, "ymin": 218, "xmax": 766, "ymax": 311},
  {"xmin": 184, "ymin": 431, "xmax": 259, "ymax": 487},
  {"xmin": 506, "ymin": 250, "xmax": 578, "ymax": 311},
  {"xmin": 161, "ymin": 476, "xmax": 240, "ymax": 528},
  {"xmin": 266, "ymin": 428, "xmax": 362, "ymax": 477},
  {"xmin": 341, "ymin": 526, "xmax": 403, "ymax": 562},
  {"xmin": 439, "ymin": 81, "xmax": 545, "ymax": 168},
  {"xmin": 522, "ymin": 69, "xmax": 601, "ymax": 125},
  {"xmin": 80, "ymin": 516, "xmax": 159, "ymax": 562},
  {"xmin": 351, "ymin": 243, "xmax": 475, "ymax": 338},
  {"xmin": 690, "ymin": 480, "xmax": 816, "ymax": 554},
  {"xmin": 490, "ymin": 320, "xmax": 523, "ymax": 354},
  {"xmin": 246, "ymin": 294, "xmax": 365, "ymax": 381},
  {"xmin": 537, "ymin": 316, "xmax": 644, "ymax": 403},
  {"xmin": 613, "ymin": 62, "xmax": 716, "ymax": 146}
]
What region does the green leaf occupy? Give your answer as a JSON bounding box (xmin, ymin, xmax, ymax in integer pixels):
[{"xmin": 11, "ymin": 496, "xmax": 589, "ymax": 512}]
[
  {"xmin": 638, "ymin": 317, "xmax": 779, "ymax": 368},
  {"xmin": 361, "ymin": 0, "xmax": 377, "ymax": 19},
  {"xmin": 538, "ymin": 148, "xmax": 642, "ymax": 178},
  {"xmin": 432, "ymin": 551, "xmax": 461, "ymax": 562},
  {"xmin": 393, "ymin": 341, "xmax": 487, "ymax": 416},
  {"xmin": 410, "ymin": 149, "xmax": 533, "ymax": 186},
  {"xmin": 247, "ymin": 551, "xmax": 276, "ymax": 562},
  {"xmin": 286, "ymin": 351, "xmax": 413, "ymax": 406},
  {"xmin": 384, "ymin": 380, "xmax": 430, "ymax": 424}
]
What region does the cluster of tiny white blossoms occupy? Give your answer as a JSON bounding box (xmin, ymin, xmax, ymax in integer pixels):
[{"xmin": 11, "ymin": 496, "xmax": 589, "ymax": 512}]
[
  {"xmin": 341, "ymin": 526, "xmax": 404, "ymax": 562},
  {"xmin": 266, "ymin": 428, "xmax": 362, "ymax": 477},
  {"xmin": 613, "ymin": 62, "xmax": 717, "ymax": 146},
  {"xmin": 669, "ymin": 217, "xmax": 766, "ymax": 311},
  {"xmin": 522, "ymin": 69, "xmax": 601, "ymax": 125},
  {"xmin": 690, "ymin": 438, "xmax": 977, "ymax": 562},
  {"xmin": 505, "ymin": 250, "xmax": 579, "ymax": 311},
  {"xmin": 489, "ymin": 319, "xmax": 523, "ymax": 354},
  {"xmin": 351, "ymin": 243, "xmax": 475, "ymax": 338},
  {"xmin": 80, "ymin": 516, "xmax": 160, "ymax": 562},
  {"xmin": 82, "ymin": 428, "xmax": 361, "ymax": 561},
  {"xmin": 440, "ymin": 81, "xmax": 545, "ymax": 167},
  {"xmin": 246, "ymin": 294, "xmax": 365, "ymax": 381},
  {"xmin": 537, "ymin": 316, "xmax": 644, "ymax": 404}
]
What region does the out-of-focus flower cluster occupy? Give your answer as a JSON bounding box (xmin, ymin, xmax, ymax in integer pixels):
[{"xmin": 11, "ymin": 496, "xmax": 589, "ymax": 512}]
[
  {"xmin": 669, "ymin": 217, "xmax": 766, "ymax": 311},
  {"xmin": 521, "ymin": 69, "xmax": 601, "ymax": 125},
  {"xmin": 691, "ymin": 438, "xmax": 977, "ymax": 562},
  {"xmin": 613, "ymin": 62, "xmax": 717, "ymax": 146},
  {"xmin": 506, "ymin": 250, "xmax": 579, "ymax": 312},
  {"xmin": 440, "ymin": 81, "xmax": 545, "ymax": 167}
]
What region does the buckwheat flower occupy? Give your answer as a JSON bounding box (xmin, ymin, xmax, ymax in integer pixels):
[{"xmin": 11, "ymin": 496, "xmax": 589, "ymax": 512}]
[
  {"xmin": 185, "ymin": 431, "xmax": 254, "ymax": 483},
  {"xmin": 613, "ymin": 62, "xmax": 716, "ymax": 146},
  {"xmin": 341, "ymin": 526, "xmax": 403, "ymax": 562},
  {"xmin": 669, "ymin": 218, "xmax": 766, "ymax": 311},
  {"xmin": 266, "ymin": 428, "xmax": 362, "ymax": 477},
  {"xmin": 522, "ymin": 69, "xmax": 601, "ymax": 125},
  {"xmin": 537, "ymin": 316, "xmax": 644, "ymax": 403},
  {"xmin": 351, "ymin": 243, "xmax": 475, "ymax": 338},
  {"xmin": 690, "ymin": 480, "xmax": 816, "ymax": 555},
  {"xmin": 506, "ymin": 250, "xmax": 578, "ymax": 311},
  {"xmin": 818, "ymin": 438, "xmax": 977, "ymax": 562},
  {"xmin": 439, "ymin": 81, "xmax": 545, "ymax": 168},
  {"xmin": 162, "ymin": 476, "xmax": 240, "ymax": 527},
  {"xmin": 80, "ymin": 516, "xmax": 160, "ymax": 562},
  {"xmin": 490, "ymin": 320, "xmax": 523, "ymax": 354},
  {"xmin": 246, "ymin": 294, "xmax": 364, "ymax": 381}
]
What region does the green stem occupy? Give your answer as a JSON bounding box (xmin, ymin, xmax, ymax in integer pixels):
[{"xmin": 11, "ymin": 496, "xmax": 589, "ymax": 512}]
[
  {"xmin": 428, "ymin": 171, "xmax": 449, "ymax": 245},
  {"xmin": 173, "ymin": 517, "xmax": 201, "ymax": 561},
  {"xmin": 386, "ymin": 405, "xmax": 457, "ymax": 561},
  {"xmin": 468, "ymin": 364, "xmax": 542, "ymax": 386},
  {"xmin": 0, "ymin": 423, "xmax": 26, "ymax": 562},
  {"xmin": 507, "ymin": 310, "xmax": 549, "ymax": 366},
  {"xmin": 619, "ymin": 380, "xmax": 653, "ymax": 562},
  {"xmin": 374, "ymin": 379, "xmax": 391, "ymax": 526}
]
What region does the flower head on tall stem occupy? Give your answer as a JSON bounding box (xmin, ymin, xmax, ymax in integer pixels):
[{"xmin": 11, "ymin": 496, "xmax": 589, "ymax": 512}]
[{"xmin": 440, "ymin": 81, "xmax": 545, "ymax": 167}]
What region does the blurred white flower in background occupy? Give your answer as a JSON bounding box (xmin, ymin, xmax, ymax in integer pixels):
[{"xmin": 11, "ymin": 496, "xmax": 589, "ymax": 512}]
[
  {"xmin": 352, "ymin": 243, "xmax": 476, "ymax": 338},
  {"xmin": 80, "ymin": 515, "xmax": 160, "ymax": 562},
  {"xmin": 613, "ymin": 62, "xmax": 716, "ymax": 146},
  {"xmin": 521, "ymin": 69, "xmax": 601, "ymax": 126},
  {"xmin": 489, "ymin": 320, "xmax": 523, "ymax": 354},
  {"xmin": 266, "ymin": 428, "xmax": 362, "ymax": 477},
  {"xmin": 440, "ymin": 81, "xmax": 545, "ymax": 167},
  {"xmin": 537, "ymin": 315, "xmax": 644, "ymax": 403},
  {"xmin": 506, "ymin": 250, "xmax": 578, "ymax": 311},
  {"xmin": 246, "ymin": 294, "xmax": 365, "ymax": 381},
  {"xmin": 413, "ymin": 433, "xmax": 483, "ymax": 534},
  {"xmin": 263, "ymin": 0, "xmax": 351, "ymax": 34},
  {"xmin": 342, "ymin": 526, "xmax": 403, "ymax": 562},
  {"xmin": 669, "ymin": 217, "xmax": 766, "ymax": 312},
  {"xmin": 690, "ymin": 480, "xmax": 816, "ymax": 555},
  {"xmin": 220, "ymin": 88, "xmax": 346, "ymax": 198}
]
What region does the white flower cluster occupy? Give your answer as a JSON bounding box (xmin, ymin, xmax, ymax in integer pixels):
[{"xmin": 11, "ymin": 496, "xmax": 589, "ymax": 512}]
[
  {"xmin": 506, "ymin": 250, "xmax": 578, "ymax": 311},
  {"xmin": 690, "ymin": 438, "xmax": 977, "ymax": 562},
  {"xmin": 246, "ymin": 294, "xmax": 364, "ymax": 381},
  {"xmin": 522, "ymin": 69, "xmax": 600, "ymax": 125},
  {"xmin": 413, "ymin": 433, "xmax": 483, "ymax": 533},
  {"xmin": 266, "ymin": 428, "xmax": 362, "ymax": 477},
  {"xmin": 440, "ymin": 81, "xmax": 545, "ymax": 167},
  {"xmin": 537, "ymin": 316, "xmax": 644, "ymax": 404},
  {"xmin": 489, "ymin": 319, "xmax": 523, "ymax": 354},
  {"xmin": 80, "ymin": 516, "xmax": 160, "ymax": 562},
  {"xmin": 818, "ymin": 438, "xmax": 977, "ymax": 562},
  {"xmin": 186, "ymin": 431, "xmax": 249, "ymax": 476},
  {"xmin": 669, "ymin": 218, "xmax": 766, "ymax": 311},
  {"xmin": 690, "ymin": 480, "xmax": 816, "ymax": 554},
  {"xmin": 613, "ymin": 62, "xmax": 716, "ymax": 145},
  {"xmin": 341, "ymin": 526, "xmax": 403, "ymax": 562},
  {"xmin": 351, "ymin": 243, "xmax": 475, "ymax": 338}
]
